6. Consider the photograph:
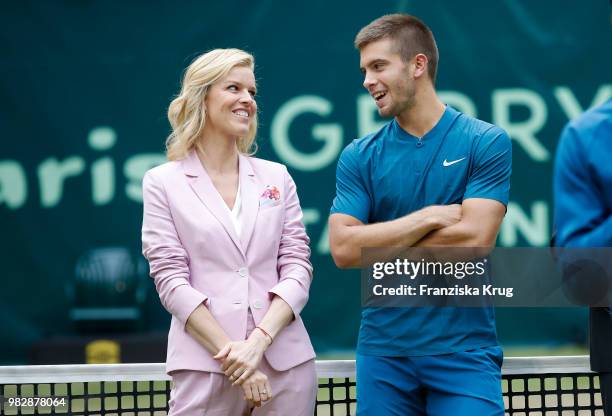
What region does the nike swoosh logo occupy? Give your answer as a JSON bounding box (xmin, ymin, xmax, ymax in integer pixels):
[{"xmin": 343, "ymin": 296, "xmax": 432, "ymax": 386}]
[{"xmin": 442, "ymin": 157, "xmax": 466, "ymax": 167}]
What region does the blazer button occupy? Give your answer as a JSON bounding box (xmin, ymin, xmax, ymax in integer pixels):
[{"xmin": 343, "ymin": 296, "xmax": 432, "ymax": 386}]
[
  {"xmin": 238, "ymin": 267, "xmax": 248, "ymax": 277},
  {"xmin": 253, "ymin": 300, "xmax": 263, "ymax": 309}
]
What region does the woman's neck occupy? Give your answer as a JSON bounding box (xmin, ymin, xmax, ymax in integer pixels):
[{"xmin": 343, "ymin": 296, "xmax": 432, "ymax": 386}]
[{"xmin": 196, "ymin": 133, "xmax": 239, "ymax": 175}]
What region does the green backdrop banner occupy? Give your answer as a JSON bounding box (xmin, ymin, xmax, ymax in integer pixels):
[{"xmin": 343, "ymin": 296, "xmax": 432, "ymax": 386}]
[{"xmin": 1, "ymin": 1, "xmax": 610, "ymax": 363}]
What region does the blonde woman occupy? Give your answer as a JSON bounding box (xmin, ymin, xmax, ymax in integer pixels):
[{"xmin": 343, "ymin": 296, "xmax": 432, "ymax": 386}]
[{"xmin": 142, "ymin": 49, "xmax": 317, "ymax": 415}]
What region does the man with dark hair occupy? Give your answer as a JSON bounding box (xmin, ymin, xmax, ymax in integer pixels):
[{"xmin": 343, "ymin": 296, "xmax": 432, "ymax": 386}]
[
  {"xmin": 554, "ymin": 99, "xmax": 612, "ymax": 415},
  {"xmin": 329, "ymin": 14, "xmax": 511, "ymax": 415},
  {"xmin": 354, "ymin": 14, "xmax": 439, "ymax": 83}
]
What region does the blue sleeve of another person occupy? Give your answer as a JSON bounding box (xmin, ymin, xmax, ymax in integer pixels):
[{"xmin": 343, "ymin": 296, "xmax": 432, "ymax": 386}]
[
  {"xmin": 553, "ymin": 123, "xmax": 612, "ymax": 247},
  {"xmin": 463, "ymin": 127, "xmax": 512, "ymax": 205},
  {"xmin": 330, "ymin": 142, "xmax": 371, "ymax": 223}
]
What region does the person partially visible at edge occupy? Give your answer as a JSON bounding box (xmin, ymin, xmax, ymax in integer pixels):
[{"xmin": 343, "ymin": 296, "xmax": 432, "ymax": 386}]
[
  {"xmin": 554, "ymin": 99, "xmax": 612, "ymax": 415},
  {"xmin": 141, "ymin": 48, "xmax": 316, "ymax": 415},
  {"xmin": 329, "ymin": 14, "xmax": 512, "ymax": 416}
]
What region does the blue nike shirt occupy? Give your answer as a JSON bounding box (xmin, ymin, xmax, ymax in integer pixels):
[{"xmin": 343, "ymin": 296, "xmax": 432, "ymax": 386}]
[{"xmin": 330, "ymin": 105, "xmax": 512, "ymax": 356}]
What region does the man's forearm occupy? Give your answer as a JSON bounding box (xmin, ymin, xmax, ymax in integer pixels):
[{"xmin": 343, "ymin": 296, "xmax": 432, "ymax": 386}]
[
  {"xmin": 414, "ymin": 221, "xmax": 481, "ymax": 247},
  {"xmin": 415, "ymin": 199, "xmax": 505, "ymax": 249},
  {"xmin": 331, "ymin": 210, "xmax": 440, "ymax": 268},
  {"xmin": 414, "ymin": 219, "xmax": 502, "ymax": 249},
  {"xmin": 412, "ymin": 222, "xmax": 497, "ymax": 262}
]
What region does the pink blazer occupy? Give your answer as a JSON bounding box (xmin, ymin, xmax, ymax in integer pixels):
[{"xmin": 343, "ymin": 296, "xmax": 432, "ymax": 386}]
[{"xmin": 141, "ymin": 150, "xmax": 315, "ymax": 374}]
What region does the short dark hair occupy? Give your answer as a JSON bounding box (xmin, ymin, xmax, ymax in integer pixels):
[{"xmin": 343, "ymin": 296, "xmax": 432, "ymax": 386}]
[{"xmin": 355, "ymin": 14, "xmax": 439, "ymax": 84}]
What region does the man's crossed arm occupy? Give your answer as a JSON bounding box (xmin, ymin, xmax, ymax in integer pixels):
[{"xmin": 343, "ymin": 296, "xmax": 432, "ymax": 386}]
[{"xmin": 329, "ymin": 198, "xmax": 505, "ymax": 269}]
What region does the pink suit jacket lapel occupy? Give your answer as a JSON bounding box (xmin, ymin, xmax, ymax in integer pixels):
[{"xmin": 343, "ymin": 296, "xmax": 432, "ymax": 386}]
[{"xmin": 238, "ymin": 153, "xmax": 259, "ymax": 254}]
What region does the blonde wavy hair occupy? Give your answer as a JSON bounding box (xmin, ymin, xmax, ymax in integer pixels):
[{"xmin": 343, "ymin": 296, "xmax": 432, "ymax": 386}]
[{"xmin": 166, "ymin": 49, "xmax": 258, "ymax": 160}]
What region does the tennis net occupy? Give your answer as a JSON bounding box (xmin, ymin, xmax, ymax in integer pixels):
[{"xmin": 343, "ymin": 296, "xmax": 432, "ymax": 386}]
[{"xmin": 0, "ymin": 356, "xmax": 604, "ymax": 415}]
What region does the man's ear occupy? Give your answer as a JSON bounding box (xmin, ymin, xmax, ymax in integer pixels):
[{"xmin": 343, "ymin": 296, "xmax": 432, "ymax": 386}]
[{"xmin": 413, "ymin": 53, "xmax": 429, "ymax": 79}]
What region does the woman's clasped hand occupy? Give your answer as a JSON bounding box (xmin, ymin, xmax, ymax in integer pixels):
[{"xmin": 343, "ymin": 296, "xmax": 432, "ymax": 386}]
[{"xmin": 214, "ymin": 329, "xmax": 273, "ymax": 406}]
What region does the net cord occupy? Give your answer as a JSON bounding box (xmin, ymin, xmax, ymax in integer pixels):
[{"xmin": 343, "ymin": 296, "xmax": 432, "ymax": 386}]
[{"xmin": 0, "ymin": 355, "xmax": 593, "ymax": 384}]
